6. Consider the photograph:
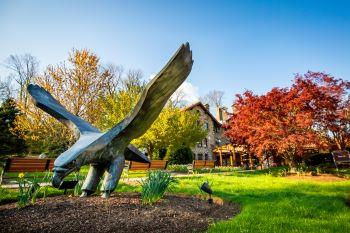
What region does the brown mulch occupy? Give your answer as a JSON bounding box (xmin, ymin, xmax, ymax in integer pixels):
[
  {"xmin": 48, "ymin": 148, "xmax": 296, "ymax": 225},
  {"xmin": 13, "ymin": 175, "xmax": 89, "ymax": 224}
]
[
  {"xmin": 285, "ymin": 173, "xmax": 348, "ymax": 182},
  {"xmin": 0, "ymin": 193, "xmax": 240, "ymax": 233}
]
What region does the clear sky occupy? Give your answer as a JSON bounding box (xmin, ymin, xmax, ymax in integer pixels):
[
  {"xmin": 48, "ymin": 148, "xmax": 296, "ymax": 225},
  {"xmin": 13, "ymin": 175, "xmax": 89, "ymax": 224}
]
[{"xmin": 1, "ymin": 0, "xmax": 349, "ymax": 108}]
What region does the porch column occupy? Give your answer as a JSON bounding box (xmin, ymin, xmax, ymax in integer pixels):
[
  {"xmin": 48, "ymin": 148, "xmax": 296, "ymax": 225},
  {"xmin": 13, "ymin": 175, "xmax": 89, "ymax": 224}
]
[
  {"xmin": 249, "ymin": 154, "xmax": 253, "ymax": 169},
  {"xmin": 219, "ymin": 149, "xmax": 223, "ymax": 166},
  {"xmin": 230, "ymin": 153, "xmax": 233, "ymax": 166},
  {"xmin": 232, "ymin": 145, "xmax": 236, "ymax": 166}
]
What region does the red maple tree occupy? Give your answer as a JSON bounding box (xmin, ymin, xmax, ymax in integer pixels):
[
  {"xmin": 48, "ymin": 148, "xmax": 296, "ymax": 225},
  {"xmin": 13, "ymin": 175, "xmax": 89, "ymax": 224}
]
[
  {"xmin": 225, "ymin": 71, "xmax": 350, "ymax": 166},
  {"xmin": 293, "ymin": 72, "xmax": 350, "ymax": 150}
]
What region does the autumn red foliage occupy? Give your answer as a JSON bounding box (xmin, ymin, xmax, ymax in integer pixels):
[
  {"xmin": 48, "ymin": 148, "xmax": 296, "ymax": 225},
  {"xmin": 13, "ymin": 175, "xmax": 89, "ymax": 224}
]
[{"xmin": 225, "ymin": 72, "xmax": 350, "ymax": 166}]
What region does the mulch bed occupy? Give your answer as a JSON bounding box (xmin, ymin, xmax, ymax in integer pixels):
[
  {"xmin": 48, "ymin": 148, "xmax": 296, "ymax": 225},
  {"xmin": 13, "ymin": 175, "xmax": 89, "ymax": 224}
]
[{"xmin": 0, "ymin": 193, "xmax": 240, "ymax": 233}]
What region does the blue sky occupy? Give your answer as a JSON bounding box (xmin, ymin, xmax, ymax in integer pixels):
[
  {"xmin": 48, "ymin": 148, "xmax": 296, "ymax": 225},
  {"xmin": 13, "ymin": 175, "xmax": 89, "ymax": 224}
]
[{"xmin": 1, "ymin": 0, "xmax": 349, "ymax": 108}]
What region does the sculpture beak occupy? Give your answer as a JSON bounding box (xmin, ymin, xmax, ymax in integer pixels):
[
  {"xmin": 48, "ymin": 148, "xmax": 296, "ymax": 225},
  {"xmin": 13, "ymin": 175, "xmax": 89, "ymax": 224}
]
[
  {"xmin": 52, "ymin": 166, "xmax": 74, "ymax": 188},
  {"xmin": 52, "ymin": 173, "xmax": 62, "ymax": 188}
]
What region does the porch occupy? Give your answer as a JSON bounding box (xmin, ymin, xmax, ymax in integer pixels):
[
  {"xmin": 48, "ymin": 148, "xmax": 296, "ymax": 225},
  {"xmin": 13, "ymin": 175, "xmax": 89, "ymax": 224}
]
[{"xmin": 213, "ymin": 144, "xmax": 256, "ymax": 168}]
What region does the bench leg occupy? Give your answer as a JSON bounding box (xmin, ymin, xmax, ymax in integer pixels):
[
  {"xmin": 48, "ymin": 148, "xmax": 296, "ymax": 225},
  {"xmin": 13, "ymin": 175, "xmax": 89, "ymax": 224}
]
[
  {"xmin": 81, "ymin": 163, "xmax": 106, "ymax": 197},
  {"xmin": 101, "ymin": 155, "xmax": 125, "ymax": 198}
]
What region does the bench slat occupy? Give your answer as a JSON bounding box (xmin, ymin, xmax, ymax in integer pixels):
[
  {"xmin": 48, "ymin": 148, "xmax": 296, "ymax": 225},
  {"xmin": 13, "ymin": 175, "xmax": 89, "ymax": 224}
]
[
  {"xmin": 193, "ymin": 160, "xmax": 215, "ymax": 169},
  {"xmin": 7, "ymin": 167, "xmax": 47, "ymax": 172}
]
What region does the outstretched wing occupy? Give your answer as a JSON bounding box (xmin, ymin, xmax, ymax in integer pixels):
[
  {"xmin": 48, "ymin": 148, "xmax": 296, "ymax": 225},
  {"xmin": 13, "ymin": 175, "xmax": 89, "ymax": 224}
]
[
  {"xmin": 27, "ymin": 84, "xmax": 100, "ymax": 137},
  {"xmin": 109, "ymin": 43, "xmax": 193, "ymax": 142},
  {"xmin": 27, "ymin": 84, "xmax": 149, "ymax": 163}
]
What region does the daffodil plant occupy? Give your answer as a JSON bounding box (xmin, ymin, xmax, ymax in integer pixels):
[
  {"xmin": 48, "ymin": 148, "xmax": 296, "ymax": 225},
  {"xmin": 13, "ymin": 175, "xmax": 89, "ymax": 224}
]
[{"xmin": 17, "ymin": 172, "xmax": 41, "ymax": 208}]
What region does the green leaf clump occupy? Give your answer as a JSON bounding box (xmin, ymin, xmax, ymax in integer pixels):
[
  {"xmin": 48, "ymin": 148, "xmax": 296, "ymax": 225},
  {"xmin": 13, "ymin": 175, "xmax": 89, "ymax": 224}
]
[{"xmin": 140, "ymin": 170, "xmax": 177, "ymax": 204}]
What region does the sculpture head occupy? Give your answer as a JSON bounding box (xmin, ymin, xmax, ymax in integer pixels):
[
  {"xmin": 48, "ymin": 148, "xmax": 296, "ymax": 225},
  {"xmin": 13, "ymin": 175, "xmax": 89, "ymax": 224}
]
[
  {"xmin": 51, "ymin": 132, "xmax": 106, "ymax": 187},
  {"xmin": 52, "ymin": 154, "xmax": 80, "ymax": 188},
  {"xmin": 52, "ymin": 165, "xmax": 76, "ymax": 188}
]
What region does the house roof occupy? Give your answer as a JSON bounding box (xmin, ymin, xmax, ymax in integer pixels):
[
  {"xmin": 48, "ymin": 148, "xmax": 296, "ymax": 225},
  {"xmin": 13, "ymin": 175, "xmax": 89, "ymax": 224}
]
[{"xmin": 183, "ymin": 101, "xmax": 222, "ymax": 126}]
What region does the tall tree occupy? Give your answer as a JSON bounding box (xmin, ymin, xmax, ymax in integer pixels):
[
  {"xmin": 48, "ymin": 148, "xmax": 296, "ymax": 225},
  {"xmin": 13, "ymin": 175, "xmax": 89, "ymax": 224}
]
[
  {"xmin": 133, "ymin": 106, "xmax": 206, "ymax": 159},
  {"xmin": 225, "ymin": 87, "xmax": 319, "ymax": 167},
  {"xmin": 0, "ymin": 98, "xmax": 26, "ymax": 158},
  {"xmin": 0, "ymin": 78, "xmax": 12, "ymax": 103},
  {"xmin": 14, "ymin": 49, "xmax": 117, "ymax": 156},
  {"xmin": 97, "ymin": 69, "xmax": 145, "ymax": 130},
  {"xmin": 225, "ymin": 71, "xmax": 350, "ymax": 166},
  {"xmin": 5, "ymin": 54, "xmax": 39, "ymax": 108},
  {"xmin": 292, "ymin": 72, "xmax": 350, "ymax": 150}
]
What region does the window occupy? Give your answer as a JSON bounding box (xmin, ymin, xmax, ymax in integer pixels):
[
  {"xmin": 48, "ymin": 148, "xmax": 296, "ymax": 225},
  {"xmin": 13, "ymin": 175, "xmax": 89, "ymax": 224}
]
[
  {"xmin": 203, "ymin": 138, "xmax": 208, "ymax": 148},
  {"xmin": 197, "ymin": 153, "xmax": 203, "ymax": 160},
  {"xmin": 204, "ymin": 122, "xmax": 209, "ymax": 131},
  {"xmin": 205, "ymin": 153, "xmax": 208, "ymax": 160},
  {"xmin": 214, "ymin": 126, "xmax": 220, "ymax": 133},
  {"xmin": 197, "ymin": 141, "xmax": 203, "ymax": 148}
]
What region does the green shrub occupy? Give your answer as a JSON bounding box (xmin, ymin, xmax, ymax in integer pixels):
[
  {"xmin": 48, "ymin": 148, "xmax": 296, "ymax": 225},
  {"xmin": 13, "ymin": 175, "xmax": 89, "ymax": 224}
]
[
  {"xmin": 168, "ymin": 147, "xmax": 193, "ymax": 164},
  {"xmin": 140, "ymin": 170, "xmax": 177, "ymax": 204},
  {"xmin": 168, "ymin": 164, "xmax": 242, "ymax": 174},
  {"xmin": 266, "ymin": 166, "xmax": 290, "ymax": 177},
  {"xmin": 167, "ymin": 164, "xmax": 189, "ymax": 173},
  {"xmin": 202, "ymin": 166, "xmax": 241, "ymax": 173}
]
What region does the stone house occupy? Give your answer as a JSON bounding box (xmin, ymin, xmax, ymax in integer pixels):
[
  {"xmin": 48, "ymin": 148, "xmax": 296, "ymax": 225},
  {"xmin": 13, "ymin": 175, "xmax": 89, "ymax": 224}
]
[{"xmin": 184, "ymin": 102, "xmax": 228, "ymax": 161}]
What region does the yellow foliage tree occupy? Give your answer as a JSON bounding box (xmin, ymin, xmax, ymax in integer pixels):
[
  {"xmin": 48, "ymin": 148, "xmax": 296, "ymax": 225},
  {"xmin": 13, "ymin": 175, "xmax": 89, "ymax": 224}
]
[
  {"xmin": 97, "ymin": 70, "xmax": 145, "ymax": 130},
  {"xmin": 133, "ymin": 106, "xmax": 206, "ymax": 159},
  {"xmin": 15, "ymin": 49, "xmax": 117, "ymax": 156}
]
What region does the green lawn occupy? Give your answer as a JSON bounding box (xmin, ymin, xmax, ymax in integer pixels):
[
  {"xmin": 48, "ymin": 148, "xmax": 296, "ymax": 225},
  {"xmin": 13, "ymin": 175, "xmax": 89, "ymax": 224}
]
[
  {"xmin": 172, "ymin": 173, "xmax": 350, "ymax": 233},
  {"xmin": 1, "ymin": 171, "xmax": 349, "ymax": 233}
]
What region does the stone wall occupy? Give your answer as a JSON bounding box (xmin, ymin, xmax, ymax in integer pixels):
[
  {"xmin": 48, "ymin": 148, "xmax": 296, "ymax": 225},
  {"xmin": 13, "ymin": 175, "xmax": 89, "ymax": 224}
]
[{"xmin": 188, "ymin": 105, "xmax": 225, "ymax": 161}]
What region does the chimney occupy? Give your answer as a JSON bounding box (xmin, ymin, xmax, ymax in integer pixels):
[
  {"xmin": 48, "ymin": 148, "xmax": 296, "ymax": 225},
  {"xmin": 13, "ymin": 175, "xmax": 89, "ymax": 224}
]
[
  {"xmin": 216, "ymin": 107, "xmax": 223, "ymax": 123},
  {"xmin": 222, "ymin": 107, "xmax": 228, "ymax": 122},
  {"xmin": 216, "ymin": 106, "xmax": 228, "ymax": 123}
]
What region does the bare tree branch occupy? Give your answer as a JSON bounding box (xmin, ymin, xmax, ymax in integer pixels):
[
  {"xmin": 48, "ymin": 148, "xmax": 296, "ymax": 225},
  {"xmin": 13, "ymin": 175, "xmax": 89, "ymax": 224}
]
[
  {"xmin": 5, "ymin": 54, "xmax": 39, "ymax": 107},
  {"xmin": 0, "ymin": 77, "xmax": 12, "ymax": 102},
  {"xmin": 201, "ymin": 90, "xmax": 224, "ymax": 108}
]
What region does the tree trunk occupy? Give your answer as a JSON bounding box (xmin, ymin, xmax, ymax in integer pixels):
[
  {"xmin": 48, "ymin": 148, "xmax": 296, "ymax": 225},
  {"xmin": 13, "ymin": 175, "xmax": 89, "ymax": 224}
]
[{"xmin": 147, "ymin": 143, "xmax": 154, "ymax": 160}]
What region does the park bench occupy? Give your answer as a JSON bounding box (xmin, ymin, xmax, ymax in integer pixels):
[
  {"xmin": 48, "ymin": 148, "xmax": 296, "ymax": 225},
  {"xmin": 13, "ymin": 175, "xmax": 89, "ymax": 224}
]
[
  {"xmin": 127, "ymin": 160, "xmax": 168, "ymax": 171},
  {"xmin": 193, "ymin": 160, "xmax": 215, "ymax": 169},
  {"xmin": 149, "ymin": 160, "xmax": 169, "ymax": 170},
  {"xmin": 127, "ymin": 161, "xmax": 151, "ymax": 171},
  {"xmin": 188, "ymin": 160, "xmax": 215, "ymax": 173},
  {"xmin": 1, "ymin": 157, "xmax": 79, "ymax": 193},
  {"xmin": 0, "ymin": 157, "xmax": 55, "ymax": 185},
  {"xmin": 332, "ymin": 150, "xmax": 350, "ymax": 170},
  {"xmin": 124, "ymin": 160, "xmax": 168, "ymax": 179}
]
